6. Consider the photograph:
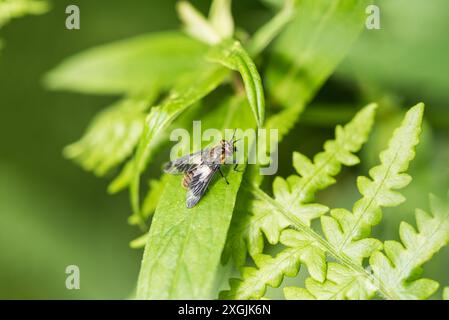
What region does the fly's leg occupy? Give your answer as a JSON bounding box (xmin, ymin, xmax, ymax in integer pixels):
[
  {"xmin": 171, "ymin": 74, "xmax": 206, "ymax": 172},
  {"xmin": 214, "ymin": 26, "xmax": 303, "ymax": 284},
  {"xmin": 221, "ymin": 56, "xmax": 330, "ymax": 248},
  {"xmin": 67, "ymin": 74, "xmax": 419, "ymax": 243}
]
[
  {"xmin": 232, "ymin": 158, "xmax": 243, "ymax": 172},
  {"xmin": 219, "ymin": 167, "xmax": 230, "ymax": 185}
]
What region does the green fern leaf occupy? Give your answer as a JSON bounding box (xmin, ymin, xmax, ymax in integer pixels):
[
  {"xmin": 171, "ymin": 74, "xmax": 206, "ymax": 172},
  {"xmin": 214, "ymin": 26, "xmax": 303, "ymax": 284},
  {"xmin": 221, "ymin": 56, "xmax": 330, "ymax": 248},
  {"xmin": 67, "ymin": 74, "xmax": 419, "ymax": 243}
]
[
  {"xmin": 291, "ymin": 104, "xmax": 426, "ymax": 300},
  {"xmin": 221, "ymin": 228, "xmax": 327, "ymax": 299},
  {"xmin": 370, "ymin": 192, "xmax": 449, "ymax": 299},
  {"xmin": 224, "ymin": 104, "xmax": 377, "ymax": 266},
  {"xmin": 220, "ymin": 226, "xmax": 326, "ymax": 299},
  {"xmin": 221, "ymin": 104, "xmax": 377, "ymax": 299},
  {"xmin": 321, "ymin": 103, "xmax": 424, "ymax": 263},
  {"xmin": 284, "ymin": 263, "xmax": 376, "ymax": 300},
  {"xmin": 222, "ymin": 0, "xmax": 372, "ymax": 271},
  {"xmin": 220, "ymin": 250, "xmax": 302, "ymax": 300}
]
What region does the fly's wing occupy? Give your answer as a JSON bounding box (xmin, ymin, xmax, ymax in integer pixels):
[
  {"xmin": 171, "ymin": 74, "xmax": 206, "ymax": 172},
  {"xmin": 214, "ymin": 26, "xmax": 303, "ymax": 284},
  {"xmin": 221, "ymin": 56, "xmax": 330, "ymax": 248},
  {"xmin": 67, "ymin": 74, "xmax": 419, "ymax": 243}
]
[
  {"xmin": 163, "ymin": 149, "xmax": 207, "ymax": 174},
  {"xmin": 186, "ymin": 164, "xmax": 219, "ymax": 208}
]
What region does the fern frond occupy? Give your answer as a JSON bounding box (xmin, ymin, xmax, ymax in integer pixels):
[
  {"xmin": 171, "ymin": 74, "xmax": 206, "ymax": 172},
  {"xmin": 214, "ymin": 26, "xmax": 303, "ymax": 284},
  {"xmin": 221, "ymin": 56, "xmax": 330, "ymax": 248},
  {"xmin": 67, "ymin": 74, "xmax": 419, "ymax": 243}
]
[
  {"xmin": 224, "ymin": 104, "xmax": 377, "ymax": 266},
  {"xmin": 64, "ymin": 95, "xmax": 156, "ymax": 176},
  {"xmin": 284, "ymin": 263, "xmax": 376, "ymax": 300},
  {"xmin": 221, "ymin": 104, "xmax": 377, "ymax": 299},
  {"xmin": 295, "ymin": 192, "xmax": 449, "ymax": 300},
  {"xmin": 370, "ymin": 192, "xmax": 449, "ymax": 299},
  {"xmin": 287, "ymin": 104, "xmax": 426, "ymax": 300},
  {"xmin": 226, "ymin": 104, "xmax": 427, "ymax": 300},
  {"xmin": 321, "ymin": 103, "xmax": 424, "ymax": 263},
  {"xmin": 221, "ymin": 229, "xmax": 326, "ymax": 299},
  {"xmin": 220, "ymin": 250, "xmax": 302, "ymax": 300}
]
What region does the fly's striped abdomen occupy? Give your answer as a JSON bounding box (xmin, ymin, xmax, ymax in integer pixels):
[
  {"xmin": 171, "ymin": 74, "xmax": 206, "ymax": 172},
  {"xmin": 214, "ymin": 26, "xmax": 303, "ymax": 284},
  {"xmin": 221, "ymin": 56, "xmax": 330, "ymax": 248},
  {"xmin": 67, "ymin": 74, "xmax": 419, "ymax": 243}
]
[{"xmin": 182, "ymin": 171, "xmax": 194, "ymax": 189}]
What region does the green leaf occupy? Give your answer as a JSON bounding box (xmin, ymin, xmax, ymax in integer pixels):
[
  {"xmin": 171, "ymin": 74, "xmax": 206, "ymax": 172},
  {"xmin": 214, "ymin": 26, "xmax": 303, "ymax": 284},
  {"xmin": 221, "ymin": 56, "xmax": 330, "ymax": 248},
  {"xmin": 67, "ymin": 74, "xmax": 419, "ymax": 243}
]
[
  {"xmin": 207, "ymin": 40, "xmax": 265, "ymax": 127},
  {"xmin": 247, "ymin": 0, "xmax": 295, "ymax": 56},
  {"xmin": 253, "ymin": 0, "xmax": 371, "ymax": 173},
  {"xmin": 129, "ymin": 64, "xmax": 228, "ymax": 216},
  {"xmin": 128, "ymin": 174, "xmax": 171, "ymax": 227},
  {"xmin": 176, "ymin": 1, "xmax": 221, "ymax": 45},
  {"xmin": 220, "ymin": 250, "xmax": 302, "ymax": 300},
  {"xmin": 444, "ymin": 287, "xmax": 449, "ymax": 300},
  {"xmin": 0, "ymin": 0, "xmax": 48, "ymax": 52},
  {"xmin": 107, "ymin": 101, "xmax": 203, "ymax": 194},
  {"xmin": 370, "ymin": 192, "xmax": 449, "ymax": 299},
  {"xmin": 64, "ymin": 92, "xmax": 158, "ymax": 177},
  {"xmin": 220, "ymin": 229, "xmax": 325, "ymax": 300},
  {"xmin": 292, "ymin": 104, "xmax": 426, "ymax": 300},
  {"xmin": 221, "ymin": 104, "xmax": 377, "ymax": 299},
  {"xmin": 177, "ymin": 0, "xmax": 234, "ymax": 44},
  {"xmin": 209, "ymin": 0, "xmax": 234, "ymax": 39},
  {"xmin": 0, "ymin": 0, "xmax": 48, "ymax": 28},
  {"xmin": 266, "ymin": 0, "xmax": 369, "ymax": 110},
  {"xmin": 285, "ymin": 263, "xmax": 376, "ymax": 300},
  {"xmin": 136, "ymin": 97, "xmax": 256, "ymax": 299},
  {"xmin": 141, "ymin": 175, "xmax": 170, "ymax": 220},
  {"xmin": 283, "ymin": 286, "xmax": 315, "ymax": 300},
  {"xmin": 224, "ymin": 104, "xmax": 377, "ymax": 267},
  {"xmin": 44, "ymin": 32, "xmax": 207, "ymax": 95},
  {"xmin": 322, "ymin": 104, "xmax": 425, "ymax": 263},
  {"xmin": 129, "ymin": 233, "xmax": 149, "ymax": 249}
]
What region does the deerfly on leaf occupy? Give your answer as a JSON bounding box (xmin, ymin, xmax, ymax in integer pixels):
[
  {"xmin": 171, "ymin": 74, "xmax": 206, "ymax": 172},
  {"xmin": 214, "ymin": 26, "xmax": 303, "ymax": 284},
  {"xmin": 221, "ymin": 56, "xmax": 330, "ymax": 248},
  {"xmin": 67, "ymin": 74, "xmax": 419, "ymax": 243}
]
[{"xmin": 164, "ymin": 131, "xmax": 240, "ymax": 208}]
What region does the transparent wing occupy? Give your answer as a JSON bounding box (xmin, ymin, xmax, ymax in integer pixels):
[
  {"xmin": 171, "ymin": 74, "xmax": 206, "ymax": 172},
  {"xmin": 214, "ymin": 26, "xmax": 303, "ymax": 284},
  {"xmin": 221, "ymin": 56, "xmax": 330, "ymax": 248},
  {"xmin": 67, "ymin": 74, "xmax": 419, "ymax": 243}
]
[
  {"xmin": 163, "ymin": 149, "xmax": 208, "ymax": 174},
  {"xmin": 186, "ymin": 164, "xmax": 219, "ymax": 208}
]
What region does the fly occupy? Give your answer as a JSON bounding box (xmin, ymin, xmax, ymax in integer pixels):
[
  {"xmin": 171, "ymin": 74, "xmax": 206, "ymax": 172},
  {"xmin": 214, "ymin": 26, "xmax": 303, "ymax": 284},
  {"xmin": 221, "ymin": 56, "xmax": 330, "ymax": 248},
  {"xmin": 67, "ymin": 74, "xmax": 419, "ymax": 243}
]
[{"xmin": 164, "ymin": 132, "xmax": 239, "ymax": 208}]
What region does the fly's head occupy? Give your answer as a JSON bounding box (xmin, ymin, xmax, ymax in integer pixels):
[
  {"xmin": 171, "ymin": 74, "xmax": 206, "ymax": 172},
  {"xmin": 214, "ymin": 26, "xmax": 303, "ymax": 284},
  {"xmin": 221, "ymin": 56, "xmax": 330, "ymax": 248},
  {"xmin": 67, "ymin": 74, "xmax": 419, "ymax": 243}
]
[{"xmin": 220, "ymin": 130, "xmax": 239, "ymax": 164}]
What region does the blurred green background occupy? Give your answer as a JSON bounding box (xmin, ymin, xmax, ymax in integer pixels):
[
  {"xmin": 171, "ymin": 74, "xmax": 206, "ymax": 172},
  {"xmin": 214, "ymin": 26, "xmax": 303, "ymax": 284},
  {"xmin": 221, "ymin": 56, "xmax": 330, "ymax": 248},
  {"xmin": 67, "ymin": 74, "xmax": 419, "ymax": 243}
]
[{"xmin": 0, "ymin": 0, "xmax": 448, "ymax": 299}]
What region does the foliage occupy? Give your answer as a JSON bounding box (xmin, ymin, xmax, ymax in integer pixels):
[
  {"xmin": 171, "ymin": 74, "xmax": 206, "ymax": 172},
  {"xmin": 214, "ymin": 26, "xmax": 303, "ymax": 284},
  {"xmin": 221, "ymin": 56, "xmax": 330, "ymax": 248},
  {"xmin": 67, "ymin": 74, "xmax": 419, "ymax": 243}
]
[
  {"xmin": 44, "ymin": 0, "xmax": 449, "ymax": 300},
  {"xmin": 444, "ymin": 287, "xmax": 449, "ymax": 300},
  {"xmin": 63, "ymin": 94, "xmax": 158, "ymax": 177},
  {"xmin": 0, "ymin": 0, "xmax": 48, "ymax": 52},
  {"xmin": 222, "ymin": 104, "xmax": 449, "ymax": 301},
  {"xmin": 0, "ymin": 0, "xmax": 47, "ymax": 28},
  {"xmin": 44, "ymin": 32, "xmax": 206, "ymax": 95},
  {"xmin": 136, "ymin": 96, "xmax": 256, "ymax": 299},
  {"xmin": 223, "ymin": 104, "xmax": 377, "ymax": 267}
]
